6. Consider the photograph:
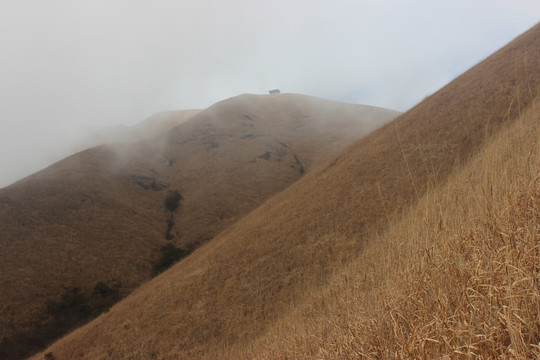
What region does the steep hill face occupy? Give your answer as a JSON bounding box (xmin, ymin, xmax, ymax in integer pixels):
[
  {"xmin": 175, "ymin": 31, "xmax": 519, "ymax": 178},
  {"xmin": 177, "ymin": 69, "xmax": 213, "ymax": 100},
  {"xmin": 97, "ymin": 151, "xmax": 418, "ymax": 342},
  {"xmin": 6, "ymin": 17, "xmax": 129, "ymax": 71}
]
[
  {"xmin": 247, "ymin": 82, "xmax": 540, "ymax": 360},
  {"xmin": 33, "ymin": 23, "xmax": 540, "ymax": 359},
  {"xmin": 0, "ymin": 94, "xmax": 398, "ymax": 359}
]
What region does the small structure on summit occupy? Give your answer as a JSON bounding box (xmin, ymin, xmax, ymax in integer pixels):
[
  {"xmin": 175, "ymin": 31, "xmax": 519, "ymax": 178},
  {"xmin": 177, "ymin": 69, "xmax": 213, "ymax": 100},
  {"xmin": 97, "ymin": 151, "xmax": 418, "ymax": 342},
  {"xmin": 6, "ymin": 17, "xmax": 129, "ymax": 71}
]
[{"xmin": 268, "ymin": 89, "xmax": 281, "ymax": 95}]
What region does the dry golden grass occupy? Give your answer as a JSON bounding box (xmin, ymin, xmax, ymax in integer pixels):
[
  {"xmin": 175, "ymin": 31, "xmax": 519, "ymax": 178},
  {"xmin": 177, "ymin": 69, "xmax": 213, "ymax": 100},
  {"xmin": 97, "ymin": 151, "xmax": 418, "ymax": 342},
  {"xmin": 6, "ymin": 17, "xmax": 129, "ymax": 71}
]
[
  {"xmin": 0, "ymin": 94, "xmax": 395, "ymax": 358},
  {"xmin": 33, "ymin": 22, "xmax": 540, "ymax": 360},
  {"xmin": 246, "ymin": 94, "xmax": 540, "ymax": 360}
]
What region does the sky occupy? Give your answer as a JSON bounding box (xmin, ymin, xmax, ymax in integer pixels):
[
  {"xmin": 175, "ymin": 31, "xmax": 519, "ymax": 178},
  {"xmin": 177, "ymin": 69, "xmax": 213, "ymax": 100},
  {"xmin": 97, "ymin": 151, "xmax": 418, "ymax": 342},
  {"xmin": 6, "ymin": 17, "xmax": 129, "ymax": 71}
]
[{"xmin": 0, "ymin": 1, "xmax": 539, "ymax": 187}]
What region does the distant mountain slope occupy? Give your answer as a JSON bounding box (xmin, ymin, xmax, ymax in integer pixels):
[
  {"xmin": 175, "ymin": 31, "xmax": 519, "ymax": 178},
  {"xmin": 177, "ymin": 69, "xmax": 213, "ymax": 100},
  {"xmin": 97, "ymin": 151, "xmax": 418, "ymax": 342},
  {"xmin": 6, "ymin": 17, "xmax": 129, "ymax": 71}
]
[
  {"xmin": 0, "ymin": 94, "xmax": 398, "ymax": 359},
  {"xmin": 77, "ymin": 109, "xmax": 201, "ymax": 149},
  {"xmin": 32, "ymin": 22, "xmax": 540, "ymax": 359}
]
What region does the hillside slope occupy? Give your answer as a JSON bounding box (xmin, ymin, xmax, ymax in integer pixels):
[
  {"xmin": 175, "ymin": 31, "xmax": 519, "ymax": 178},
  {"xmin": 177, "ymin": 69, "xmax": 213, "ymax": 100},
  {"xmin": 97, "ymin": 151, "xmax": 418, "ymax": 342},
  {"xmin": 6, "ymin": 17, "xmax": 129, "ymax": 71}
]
[
  {"xmin": 0, "ymin": 94, "xmax": 398, "ymax": 359},
  {"xmin": 249, "ymin": 90, "xmax": 540, "ymax": 360},
  {"xmin": 35, "ymin": 22, "xmax": 540, "ymax": 360}
]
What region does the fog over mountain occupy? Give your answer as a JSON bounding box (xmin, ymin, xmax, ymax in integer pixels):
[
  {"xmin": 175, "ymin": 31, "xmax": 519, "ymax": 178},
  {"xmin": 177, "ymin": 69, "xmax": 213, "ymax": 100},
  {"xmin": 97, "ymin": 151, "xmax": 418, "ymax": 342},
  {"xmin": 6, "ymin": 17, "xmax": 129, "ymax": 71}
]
[{"xmin": 1, "ymin": 0, "xmax": 539, "ymax": 187}]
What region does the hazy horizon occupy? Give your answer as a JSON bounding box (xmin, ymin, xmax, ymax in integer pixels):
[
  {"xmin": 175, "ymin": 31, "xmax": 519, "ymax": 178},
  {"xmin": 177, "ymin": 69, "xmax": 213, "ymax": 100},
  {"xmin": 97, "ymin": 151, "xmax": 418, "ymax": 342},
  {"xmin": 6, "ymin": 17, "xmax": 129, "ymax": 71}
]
[{"xmin": 1, "ymin": 0, "xmax": 539, "ymax": 187}]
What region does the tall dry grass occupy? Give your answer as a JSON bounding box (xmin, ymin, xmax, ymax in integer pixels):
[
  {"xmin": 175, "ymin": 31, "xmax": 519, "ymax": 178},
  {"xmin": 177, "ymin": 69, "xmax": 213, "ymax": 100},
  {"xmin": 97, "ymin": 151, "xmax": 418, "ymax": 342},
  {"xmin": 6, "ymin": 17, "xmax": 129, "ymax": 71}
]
[{"xmin": 246, "ymin": 96, "xmax": 540, "ymax": 359}]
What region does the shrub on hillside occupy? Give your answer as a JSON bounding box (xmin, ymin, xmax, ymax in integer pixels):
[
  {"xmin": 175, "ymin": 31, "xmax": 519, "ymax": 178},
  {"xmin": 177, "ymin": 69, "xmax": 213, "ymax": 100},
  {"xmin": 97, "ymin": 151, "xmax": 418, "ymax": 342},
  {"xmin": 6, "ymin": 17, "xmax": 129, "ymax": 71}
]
[
  {"xmin": 165, "ymin": 217, "xmax": 175, "ymax": 240},
  {"xmin": 46, "ymin": 287, "xmax": 90, "ymax": 319},
  {"xmin": 92, "ymin": 281, "xmax": 113, "ymax": 297},
  {"xmin": 0, "ymin": 282, "xmax": 122, "ymax": 359},
  {"xmin": 164, "ymin": 190, "xmax": 182, "ymax": 212},
  {"xmin": 151, "ymin": 244, "xmax": 190, "ymax": 277},
  {"xmin": 91, "ymin": 281, "xmax": 120, "ymax": 315}
]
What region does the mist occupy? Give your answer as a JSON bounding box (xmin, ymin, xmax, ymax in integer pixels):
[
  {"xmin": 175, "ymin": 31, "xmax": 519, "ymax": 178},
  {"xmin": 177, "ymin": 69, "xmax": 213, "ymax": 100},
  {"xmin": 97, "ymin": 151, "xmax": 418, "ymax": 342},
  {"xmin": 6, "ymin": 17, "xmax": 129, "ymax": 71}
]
[{"xmin": 1, "ymin": 0, "xmax": 539, "ymax": 187}]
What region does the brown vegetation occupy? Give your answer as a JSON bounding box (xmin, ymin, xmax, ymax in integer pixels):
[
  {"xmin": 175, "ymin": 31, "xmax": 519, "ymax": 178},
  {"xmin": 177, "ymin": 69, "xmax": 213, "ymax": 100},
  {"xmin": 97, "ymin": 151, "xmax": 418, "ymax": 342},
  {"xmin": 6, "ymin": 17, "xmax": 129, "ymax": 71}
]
[
  {"xmin": 32, "ymin": 21, "xmax": 540, "ymax": 360},
  {"xmin": 247, "ymin": 96, "xmax": 540, "ymax": 359},
  {"xmin": 0, "ymin": 94, "xmax": 396, "ymax": 358}
]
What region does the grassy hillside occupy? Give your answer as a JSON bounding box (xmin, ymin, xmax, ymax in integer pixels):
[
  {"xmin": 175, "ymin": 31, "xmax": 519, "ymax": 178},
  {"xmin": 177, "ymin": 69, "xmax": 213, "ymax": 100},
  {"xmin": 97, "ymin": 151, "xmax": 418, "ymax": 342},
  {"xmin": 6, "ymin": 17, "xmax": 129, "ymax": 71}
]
[
  {"xmin": 247, "ymin": 96, "xmax": 540, "ymax": 359},
  {"xmin": 0, "ymin": 95, "xmax": 397, "ymax": 359},
  {"xmin": 33, "ymin": 22, "xmax": 540, "ymax": 360}
]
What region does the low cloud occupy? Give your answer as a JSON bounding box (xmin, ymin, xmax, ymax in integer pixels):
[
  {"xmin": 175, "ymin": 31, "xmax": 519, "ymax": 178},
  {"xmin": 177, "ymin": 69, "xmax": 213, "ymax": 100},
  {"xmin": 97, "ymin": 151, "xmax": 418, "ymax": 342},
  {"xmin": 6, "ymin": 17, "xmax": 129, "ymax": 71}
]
[{"xmin": 1, "ymin": 0, "xmax": 539, "ymax": 187}]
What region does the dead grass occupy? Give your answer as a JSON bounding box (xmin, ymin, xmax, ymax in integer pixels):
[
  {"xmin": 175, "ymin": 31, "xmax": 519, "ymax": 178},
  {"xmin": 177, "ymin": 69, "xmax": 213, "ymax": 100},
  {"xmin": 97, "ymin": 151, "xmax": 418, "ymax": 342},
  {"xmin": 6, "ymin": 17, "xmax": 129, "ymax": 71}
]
[
  {"xmin": 0, "ymin": 95, "xmax": 395, "ymax": 359},
  {"xmin": 32, "ymin": 22, "xmax": 540, "ymax": 360},
  {"xmin": 248, "ymin": 90, "xmax": 539, "ymax": 360}
]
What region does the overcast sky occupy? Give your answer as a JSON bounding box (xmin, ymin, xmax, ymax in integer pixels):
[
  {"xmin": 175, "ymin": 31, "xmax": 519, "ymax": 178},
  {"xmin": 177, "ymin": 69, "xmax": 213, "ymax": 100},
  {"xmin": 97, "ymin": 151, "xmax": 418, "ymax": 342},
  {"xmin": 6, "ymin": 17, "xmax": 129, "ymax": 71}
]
[{"xmin": 0, "ymin": 1, "xmax": 539, "ymax": 187}]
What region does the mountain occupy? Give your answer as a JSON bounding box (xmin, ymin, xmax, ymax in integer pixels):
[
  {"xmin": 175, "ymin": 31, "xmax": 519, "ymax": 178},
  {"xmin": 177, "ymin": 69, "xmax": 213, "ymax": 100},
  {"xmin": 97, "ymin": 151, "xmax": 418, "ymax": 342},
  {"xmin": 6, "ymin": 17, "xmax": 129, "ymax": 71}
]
[
  {"xmin": 30, "ymin": 22, "xmax": 540, "ymax": 359},
  {"xmin": 0, "ymin": 94, "xmax": 398, "ymax": 359}
]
